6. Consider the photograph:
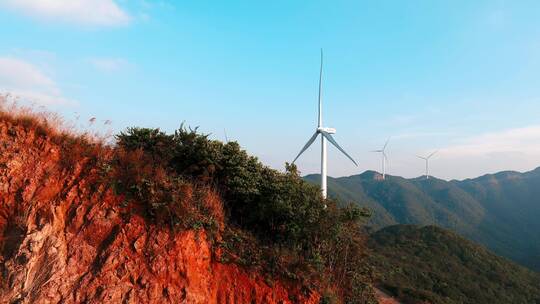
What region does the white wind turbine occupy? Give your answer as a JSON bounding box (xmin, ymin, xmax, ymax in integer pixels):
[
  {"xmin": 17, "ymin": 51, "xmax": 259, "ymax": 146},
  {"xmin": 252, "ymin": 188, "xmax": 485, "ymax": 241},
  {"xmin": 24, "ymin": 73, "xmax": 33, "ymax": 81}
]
[
  {"xmin": 223, "ymin": 128, "xmax": 229, "ymax": 143},
  {"xmin": 371, "ymin": 137, "xmax": 390, "ymax": 179},
  {"xmin": 292, "ymin": 49, "xmax": 358, "ymax": 199},
  {"xmin": 417, "ymin": 151, "xmax": 437, "ymax": 179}
]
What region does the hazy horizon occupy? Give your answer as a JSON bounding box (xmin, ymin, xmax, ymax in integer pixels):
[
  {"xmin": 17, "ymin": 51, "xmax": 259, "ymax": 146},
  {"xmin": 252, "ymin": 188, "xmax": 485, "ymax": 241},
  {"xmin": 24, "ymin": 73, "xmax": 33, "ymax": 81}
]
[
  {"xmin": 303, "ymin": 165, "xmax": 540, "ymax": 181},
  {"xmin": 2, "ymin": 1, "xmax": 540, "ymax": 180}
]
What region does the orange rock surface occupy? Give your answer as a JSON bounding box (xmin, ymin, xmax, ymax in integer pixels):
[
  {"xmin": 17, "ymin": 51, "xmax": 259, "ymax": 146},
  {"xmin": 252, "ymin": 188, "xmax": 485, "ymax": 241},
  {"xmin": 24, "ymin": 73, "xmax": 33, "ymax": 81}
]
[{"xmin": 0, "ymin": 114, "xmax": 320, "ymax": 303}]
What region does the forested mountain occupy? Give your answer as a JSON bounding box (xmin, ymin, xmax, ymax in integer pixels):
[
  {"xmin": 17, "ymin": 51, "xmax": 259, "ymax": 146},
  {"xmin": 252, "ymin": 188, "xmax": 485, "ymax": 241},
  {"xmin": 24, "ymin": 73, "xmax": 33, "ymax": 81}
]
[
  {"xmin": 305, "ymin": 168, "xmax": 540, "ymax": 271},
  {"xmin": 367, "ymin": 225, "xmax": 540, "ymax": 304}
]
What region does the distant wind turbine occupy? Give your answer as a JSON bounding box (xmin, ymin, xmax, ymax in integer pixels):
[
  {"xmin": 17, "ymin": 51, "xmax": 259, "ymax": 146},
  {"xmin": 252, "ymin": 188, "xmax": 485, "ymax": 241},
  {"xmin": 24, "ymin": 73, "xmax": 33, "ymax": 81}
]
[
  {"xmin": 371, "ymin": 137, "xmax": 390, "ymax": 179},
  {"xmin": 223, "ymin": 128, "xmax": 229, "ymax": 143},
  {"xmin": 417, "ymin": 151, "xmax": 438, "ymax": 179},
  {"xmin": 292, "ymin": 49, "xmax": 358, "ymax": 199}
]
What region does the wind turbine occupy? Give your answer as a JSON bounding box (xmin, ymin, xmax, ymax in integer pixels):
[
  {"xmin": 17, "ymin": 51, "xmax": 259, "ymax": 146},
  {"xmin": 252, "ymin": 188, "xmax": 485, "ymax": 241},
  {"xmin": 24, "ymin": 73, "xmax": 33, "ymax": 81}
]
[
  {"xmin": 292, "ymin": 49, "xmax": 358, "ymax": 199},
  {"xmin": 223, "ymin": 128, "xmax": 229, "ymax": 143},
  {"xmin": 417, "ymin": 151, "xmax": 437, "ymax": 179},
  {"xmin": 371, "ymin": 137, "xmax": 390, "ymax": 179}
]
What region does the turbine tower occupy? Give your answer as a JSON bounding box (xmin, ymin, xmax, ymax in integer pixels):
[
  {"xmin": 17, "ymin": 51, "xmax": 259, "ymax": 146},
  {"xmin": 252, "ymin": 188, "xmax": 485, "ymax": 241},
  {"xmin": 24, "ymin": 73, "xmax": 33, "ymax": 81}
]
[
  {"xmin": 417, "ymin": 151, "xmax": 437, "ymax": 179},
  {"xmin": 292, "ymin": 49, "xmax": 358, "ymax": 199},
  {"xmin": 371, "ymin": 137, "xmax": 390, "ymax": 179},
  {"xmin": 223, "ymin": 128, "xmax": 229, "ymax": 143}
]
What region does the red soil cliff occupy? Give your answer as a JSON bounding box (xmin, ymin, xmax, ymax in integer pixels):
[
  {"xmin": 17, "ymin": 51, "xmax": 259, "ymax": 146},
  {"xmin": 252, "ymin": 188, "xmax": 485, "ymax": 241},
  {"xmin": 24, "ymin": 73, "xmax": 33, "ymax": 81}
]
[{"xmin": 0, "ymin": 113, "xmax": 320, "ymax": 303}]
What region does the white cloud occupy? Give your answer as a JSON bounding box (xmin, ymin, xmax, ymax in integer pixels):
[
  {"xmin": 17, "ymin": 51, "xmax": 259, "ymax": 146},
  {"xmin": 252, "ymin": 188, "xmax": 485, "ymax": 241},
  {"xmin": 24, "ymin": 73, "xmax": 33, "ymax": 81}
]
[
  {"xmin": 417, "ymin": 126, "xmax": 540, "ymax": 180},
  {"xmin": 88, "ymin": 57, "xmax": 130, "ymax": 72},
  {"xmin": 439, "ymin": 126, "xmax": 540, "ymax": 157},
  {"xmin": 393, "ymin": 131, "xmax": 454, "ymax": 140},
  {"xmin": 0, "ymin": 0, "xmax": 130, "ymax": 26},
  {"xmin": 0, "ymin": 57, "xmax": 74, "ymax": 105}
]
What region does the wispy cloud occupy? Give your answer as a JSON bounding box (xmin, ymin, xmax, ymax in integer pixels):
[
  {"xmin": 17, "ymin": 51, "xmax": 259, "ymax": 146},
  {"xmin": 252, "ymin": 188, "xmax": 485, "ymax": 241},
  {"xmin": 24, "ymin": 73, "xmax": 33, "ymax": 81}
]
[
  {"xmin": 88, "ymin": 57, "xmax": 131, "ymax": 72},
  {"xmin": 0, "ymin": 0, "xmax": 130, "ymax": 27},
  {"xmin": 393, "ymin": 131, "xmax": 454, "ymax": 140},
  {"xmin": 439, "ymin": 125, "xmax": 540, "ymax": 157},
  {"xmin": 0, "ymin": 57, "xmax": 74, "ymax": 105}
]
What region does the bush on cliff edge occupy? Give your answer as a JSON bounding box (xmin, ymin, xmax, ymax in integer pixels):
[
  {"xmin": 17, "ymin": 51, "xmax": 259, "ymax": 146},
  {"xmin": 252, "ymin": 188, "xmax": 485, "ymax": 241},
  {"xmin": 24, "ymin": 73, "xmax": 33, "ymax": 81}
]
[{"xmin": 113, "ymin": 126, "xmax": 377, "ymax": 303}]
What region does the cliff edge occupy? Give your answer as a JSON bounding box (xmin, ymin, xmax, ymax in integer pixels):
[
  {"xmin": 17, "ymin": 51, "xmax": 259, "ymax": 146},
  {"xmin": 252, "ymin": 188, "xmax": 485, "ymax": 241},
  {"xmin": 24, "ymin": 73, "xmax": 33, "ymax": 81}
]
[{"xmin": 0, "ymin": 111, "xmax": 320, "ymax": 303}]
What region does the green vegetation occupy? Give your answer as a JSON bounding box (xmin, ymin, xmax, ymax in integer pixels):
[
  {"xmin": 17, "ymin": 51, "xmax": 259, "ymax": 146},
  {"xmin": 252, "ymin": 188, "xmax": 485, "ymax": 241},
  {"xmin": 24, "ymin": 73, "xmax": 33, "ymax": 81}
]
[
  {"xmin": 112, "ymin": 126, "xmax": 377, "ymax": 303},
  {"xmin": 305, "ymin": 171, "xmax": 540, "ymax": 271},
  {"xmin": 367, "ymin": 225, "xmax": 540, "ymax": 304},
  {"xmin": 110, "ymin": 126, "xmax": 540, "ymax": 303}
]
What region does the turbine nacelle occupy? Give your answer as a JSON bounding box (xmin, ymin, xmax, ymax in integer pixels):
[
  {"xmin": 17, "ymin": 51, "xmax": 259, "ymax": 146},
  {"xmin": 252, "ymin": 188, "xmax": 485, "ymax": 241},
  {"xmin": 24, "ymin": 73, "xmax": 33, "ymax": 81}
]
[{"xmin": 317, "ymin": 127, "xmax": 336, "ymax": 134}]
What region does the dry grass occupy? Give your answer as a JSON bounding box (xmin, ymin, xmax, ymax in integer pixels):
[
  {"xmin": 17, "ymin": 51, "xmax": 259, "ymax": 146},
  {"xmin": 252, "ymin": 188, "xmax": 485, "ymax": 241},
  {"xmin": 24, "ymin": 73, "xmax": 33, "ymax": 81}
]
[
  {"xmin": 0, "ymin": 94, "xmax": 117, "ymax": 173},
  {"xmin": 0, "ymin": 94, "xmax": 113, "ymax": 146},
  {"xmin": 0, "ymin": 94, "xmax": 66, "ymax": 139}
]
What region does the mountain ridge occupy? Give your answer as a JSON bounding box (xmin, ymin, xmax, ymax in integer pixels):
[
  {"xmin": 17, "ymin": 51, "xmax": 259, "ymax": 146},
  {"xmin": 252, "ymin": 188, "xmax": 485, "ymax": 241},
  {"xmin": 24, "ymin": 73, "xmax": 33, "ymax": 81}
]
[
  {"xmin": 305, "ymin": 165, "xmax": 540, "ymax": 183},
  {"xmin": 304, "ymin": 167, "xmax": 540, "ymax": 272}
]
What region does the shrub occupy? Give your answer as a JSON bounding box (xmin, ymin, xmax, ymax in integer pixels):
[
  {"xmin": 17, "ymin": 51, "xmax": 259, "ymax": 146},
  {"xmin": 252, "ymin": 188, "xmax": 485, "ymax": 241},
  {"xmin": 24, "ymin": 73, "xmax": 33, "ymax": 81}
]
[
  {"xmin": 114, "ymin": 126, "xmax": 376, "ymax": 303},
  {"xmin": 116, "ymin": 127, "xmax": 174, "ymax": 163}
]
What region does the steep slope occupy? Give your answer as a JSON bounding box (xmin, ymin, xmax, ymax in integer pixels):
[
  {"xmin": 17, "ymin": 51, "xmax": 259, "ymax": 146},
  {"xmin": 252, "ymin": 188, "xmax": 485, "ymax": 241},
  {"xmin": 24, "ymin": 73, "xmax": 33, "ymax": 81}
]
[
  {"xmin": 305, "ymin": 172, "xmax": 481, "ymax": 232},
  {"xmin": 305, "ymin": 170, "xmax": 540, "ymax": 271},
  {"xmin": 367, "ymin": 225, "xmax": 540, "ymax": 304},
  {"xmin": 455, "ymin": 169, "xmax": 540, "ymax": 271},
  {"xmin": 305, "ymin": 173, "xmax": 396, "ymax": 228},
  {"xmin": 0, "ymin": 112, "xmax": 320, "ymax": 303}
]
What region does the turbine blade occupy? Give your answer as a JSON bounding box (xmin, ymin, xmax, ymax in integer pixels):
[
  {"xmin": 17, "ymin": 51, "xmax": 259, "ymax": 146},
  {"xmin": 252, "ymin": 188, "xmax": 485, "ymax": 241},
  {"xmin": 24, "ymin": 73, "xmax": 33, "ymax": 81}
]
[
  {"xmin": 318, "ymin": 49, "xmax": 323, "ymax": 128},
  {"xmin": 371, "ymin": 150, "xmax": 383, "ymax": 152},
  {"xmin": 383, "ymin": 137, "xmax": 391, "ymax": 150},
  {"xmin": 292, "ymin": 132, "xmax": 319, "ymax": 164},
  {"xmin": 416, "ymin": 155, "xmax": 427, "ymax": 160},
  {"xmin": 321, "ymin": 131, "xmax": 358, "ymax": 166},
  {"xmin": 428, "ymin": 150, "xmax": 438, "ymax": 159}
]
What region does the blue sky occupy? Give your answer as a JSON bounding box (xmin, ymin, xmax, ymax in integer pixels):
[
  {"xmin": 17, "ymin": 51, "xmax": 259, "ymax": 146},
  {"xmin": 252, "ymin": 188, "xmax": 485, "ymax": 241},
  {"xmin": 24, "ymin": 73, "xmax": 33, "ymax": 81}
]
[{"xmin": 1, "ymin": 0, "xmax": 540, "ymax": 180}]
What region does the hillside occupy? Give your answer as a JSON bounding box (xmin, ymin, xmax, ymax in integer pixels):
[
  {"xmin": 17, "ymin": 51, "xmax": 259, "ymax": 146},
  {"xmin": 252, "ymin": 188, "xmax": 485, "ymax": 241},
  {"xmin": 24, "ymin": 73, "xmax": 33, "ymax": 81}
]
[
  {"xmin": 0, "ymin": 105, "xmax": 376, "ymax": 303},
  {"xmin": 3, "ymin": 103, "xmax": 539, "ymax": 303},
  {"xmin": 305, "ymin": 171, "xmax": 540, "ymax": 271},
  {"xmin": 367, "ymin": 225, "xmax": 540, "ymax": 304}
]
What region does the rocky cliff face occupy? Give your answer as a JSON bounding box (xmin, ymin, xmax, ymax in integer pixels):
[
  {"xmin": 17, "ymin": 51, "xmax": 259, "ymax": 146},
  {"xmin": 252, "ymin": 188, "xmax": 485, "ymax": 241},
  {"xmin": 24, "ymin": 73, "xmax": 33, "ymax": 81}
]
[{"xmin": 0, "ymin": 113, "xmax": 320, "ymax": 304}]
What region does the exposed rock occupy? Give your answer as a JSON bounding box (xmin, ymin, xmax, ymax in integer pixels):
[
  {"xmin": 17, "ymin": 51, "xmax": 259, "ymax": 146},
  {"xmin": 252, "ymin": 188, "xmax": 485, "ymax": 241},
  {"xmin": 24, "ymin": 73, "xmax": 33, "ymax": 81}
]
[{"xmin": 0, "ymin": 114, "xmax": 319, "ymax": 304}]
